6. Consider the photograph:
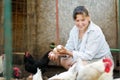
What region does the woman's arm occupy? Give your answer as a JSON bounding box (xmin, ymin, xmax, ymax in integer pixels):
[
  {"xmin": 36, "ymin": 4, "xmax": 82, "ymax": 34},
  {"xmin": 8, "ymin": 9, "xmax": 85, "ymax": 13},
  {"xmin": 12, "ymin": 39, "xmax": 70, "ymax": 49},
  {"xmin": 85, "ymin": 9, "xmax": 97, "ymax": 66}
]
[{"xmin": 65, "ymin": 26, "xmax": 77, "ymax": 51}]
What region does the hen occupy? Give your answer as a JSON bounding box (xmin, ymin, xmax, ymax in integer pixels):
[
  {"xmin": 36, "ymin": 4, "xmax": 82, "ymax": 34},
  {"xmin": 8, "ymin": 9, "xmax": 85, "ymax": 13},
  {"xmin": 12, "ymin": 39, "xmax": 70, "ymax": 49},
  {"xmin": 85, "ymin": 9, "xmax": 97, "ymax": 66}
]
[
  {"xmin": 76, "ymin": 58, "xmax": 113, "ymax": 80},
  {"xmin": 0, "ymin": 54, "xmax": 4, "ymax": 77},
  {"xmin": 13, "ymin": 67, "xmax": 21, "ymax": 79},
  {"xmin": 24, "ymin": 51, "xmax": 50, "ymax": 74},
  {"xmin": 114, "ymin": 78, "xmax": 120, "ymax": 80},
  {"xmin": 33, "ymin": 68, "xmax": 43, "ymax": 80}
]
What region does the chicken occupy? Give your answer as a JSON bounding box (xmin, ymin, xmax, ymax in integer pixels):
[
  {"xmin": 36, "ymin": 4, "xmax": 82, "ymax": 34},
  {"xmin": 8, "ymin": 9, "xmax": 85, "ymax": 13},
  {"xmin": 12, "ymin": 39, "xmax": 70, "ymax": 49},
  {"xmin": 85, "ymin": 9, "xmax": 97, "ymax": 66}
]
[
  {"xmin": 76, "ymin": 57, "xmax": 113, "ymax": 80},
  {"xmin": 48, "ymin": 61, "xmax": 78, "ymax": 80},
  {"xmin": 24, "ymin": 51, "xmax": 37, "ymax": 74},
  {"xmin": 98, "ymin": 58, "xmax": 114, "ymax": 80},
  {"xmin": 114, "ymin": 78, "xmax": 120, "ymax": 80},
  {"xmin": 35, "ymin": 51, "xmax": 50, "ymax": 73},
  {"xmin": 24, "ymin": 51, "xmax": 50, "ymax": 74},
  {"xmin": 13, "ymin": 67, "xmax": 21, "ymax": 79},
  {"xmin": 0, "ymin": 54, "xmax": 4, "ymax": 77},
  {"xmin": 33, "ymin": 68, "xmax": 43, "ymax": 80}
]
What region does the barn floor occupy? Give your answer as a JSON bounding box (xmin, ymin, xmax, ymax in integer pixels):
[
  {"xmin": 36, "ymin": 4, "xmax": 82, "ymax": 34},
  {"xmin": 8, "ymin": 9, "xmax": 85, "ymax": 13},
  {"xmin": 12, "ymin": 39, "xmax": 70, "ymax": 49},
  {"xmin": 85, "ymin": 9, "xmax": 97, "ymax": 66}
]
[{"xmin": 13, "ymin": 64, "xmax": 120, "ymax": 80}]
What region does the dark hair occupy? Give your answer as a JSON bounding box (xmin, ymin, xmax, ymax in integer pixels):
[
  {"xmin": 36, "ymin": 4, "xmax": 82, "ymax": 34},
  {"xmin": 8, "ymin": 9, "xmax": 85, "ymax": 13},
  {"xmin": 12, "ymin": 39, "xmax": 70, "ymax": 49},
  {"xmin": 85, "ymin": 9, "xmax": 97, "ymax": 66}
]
[{"xmin": 73, "ymin": 6, "xmax": 89, "ymax": 20}]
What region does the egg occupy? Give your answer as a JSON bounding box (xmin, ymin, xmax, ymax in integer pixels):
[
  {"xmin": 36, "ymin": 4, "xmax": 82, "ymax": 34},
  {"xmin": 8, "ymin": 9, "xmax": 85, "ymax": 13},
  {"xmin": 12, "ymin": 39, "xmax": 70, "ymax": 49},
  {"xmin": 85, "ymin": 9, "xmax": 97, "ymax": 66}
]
[
  {"xmin": 57, "ymin": 45, "xmax": 62, "ymax": 49},
  {"xmin": 50, "ymin": 53, "xmax": 55, "ymax": 56}
]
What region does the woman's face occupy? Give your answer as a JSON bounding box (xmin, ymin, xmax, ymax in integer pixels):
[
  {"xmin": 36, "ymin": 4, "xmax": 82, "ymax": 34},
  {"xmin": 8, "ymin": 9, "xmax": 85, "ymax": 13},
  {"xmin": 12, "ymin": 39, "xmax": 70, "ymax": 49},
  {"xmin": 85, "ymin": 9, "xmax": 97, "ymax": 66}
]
[{"xmin": 75, "ymin": 14, "xmax": 90, "ymax": 31}]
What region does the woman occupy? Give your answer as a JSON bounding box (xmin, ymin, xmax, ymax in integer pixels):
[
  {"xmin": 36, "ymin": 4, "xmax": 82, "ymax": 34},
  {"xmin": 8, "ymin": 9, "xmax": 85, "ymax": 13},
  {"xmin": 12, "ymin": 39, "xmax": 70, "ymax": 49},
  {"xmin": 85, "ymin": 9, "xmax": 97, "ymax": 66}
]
[{"xmin": 48, "ymin": 6, "xmax": 113, "ymax": 70}]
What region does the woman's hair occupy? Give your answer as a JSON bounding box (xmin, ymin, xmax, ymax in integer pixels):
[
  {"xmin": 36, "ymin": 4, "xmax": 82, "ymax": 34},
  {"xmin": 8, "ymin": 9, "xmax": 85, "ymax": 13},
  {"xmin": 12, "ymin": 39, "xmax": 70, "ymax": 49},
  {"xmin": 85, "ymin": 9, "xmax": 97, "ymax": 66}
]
[{"xmin": 73, "ymin": 6, "xmax": 89, "ymax": 20}]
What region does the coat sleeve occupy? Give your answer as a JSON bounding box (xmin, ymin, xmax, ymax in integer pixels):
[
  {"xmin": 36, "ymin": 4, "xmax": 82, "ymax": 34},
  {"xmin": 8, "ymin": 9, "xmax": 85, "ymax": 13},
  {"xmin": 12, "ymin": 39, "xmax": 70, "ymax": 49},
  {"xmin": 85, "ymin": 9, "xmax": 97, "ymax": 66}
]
[{"xmin": 65, "ymin": 27, "xmax": 76, "ymax": 51}]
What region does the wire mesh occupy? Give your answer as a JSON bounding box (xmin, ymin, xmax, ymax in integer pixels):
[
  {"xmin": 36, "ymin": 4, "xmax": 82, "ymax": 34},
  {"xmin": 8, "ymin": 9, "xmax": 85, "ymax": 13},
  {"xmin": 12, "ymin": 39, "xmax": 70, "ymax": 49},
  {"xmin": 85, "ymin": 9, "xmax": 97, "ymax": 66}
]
[{"xmin": 12, "ymin": 0, "xmax": 27, "ymax": 52}]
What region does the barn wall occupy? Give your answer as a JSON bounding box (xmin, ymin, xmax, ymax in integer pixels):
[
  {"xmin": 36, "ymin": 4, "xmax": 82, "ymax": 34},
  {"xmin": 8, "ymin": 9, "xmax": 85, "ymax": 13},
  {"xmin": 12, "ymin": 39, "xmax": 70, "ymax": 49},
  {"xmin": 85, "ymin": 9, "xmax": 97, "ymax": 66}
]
[
  {"xmin": 35, "ymin": 0, "xmax": 117, "ymax": 57},
  {"xmin": 34, "ymin": 0, "xmax": 56, "ymax": 57}
]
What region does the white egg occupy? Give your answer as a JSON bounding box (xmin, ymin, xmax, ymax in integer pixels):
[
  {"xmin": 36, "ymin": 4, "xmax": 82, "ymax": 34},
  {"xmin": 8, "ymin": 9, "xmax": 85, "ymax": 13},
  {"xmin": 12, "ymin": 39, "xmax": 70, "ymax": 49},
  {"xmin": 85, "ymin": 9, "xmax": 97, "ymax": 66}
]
[
  {"xmin": 50, "ymin": 53, "xmax": 55, "ymax": 56},
  {"xmin": 57, "ymin": 45, "xmax": 62, "ymax": 49}
]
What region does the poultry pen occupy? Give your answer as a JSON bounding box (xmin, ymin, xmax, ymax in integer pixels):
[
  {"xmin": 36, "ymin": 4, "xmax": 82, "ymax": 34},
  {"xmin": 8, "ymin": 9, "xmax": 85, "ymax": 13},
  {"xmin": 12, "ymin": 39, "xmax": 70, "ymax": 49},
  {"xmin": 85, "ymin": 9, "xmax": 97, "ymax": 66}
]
[{"xmin": 0, "ymin": 0, "xmax": 120, "ymax": 79}]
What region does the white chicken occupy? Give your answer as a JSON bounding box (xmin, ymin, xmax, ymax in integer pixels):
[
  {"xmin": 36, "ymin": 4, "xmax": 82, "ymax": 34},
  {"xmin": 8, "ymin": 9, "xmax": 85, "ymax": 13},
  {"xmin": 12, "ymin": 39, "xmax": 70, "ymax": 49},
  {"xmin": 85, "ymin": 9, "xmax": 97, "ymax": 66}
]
[
  {"xmin": 114, "ymin": 78, "xmax": 120, "ymax": 80},
  {"xmin": 76, "ymin": 58, "xmax": 113, "ymax": 80},
  {"xmin": 33, "ymin": 68, "xmax": 43, "ymax": 80},
  {"xmin": 48, "ymin": 62, "xmax": 78, "ymax": 80},
  {"xmin": 0, "ymin": 54, "xmax": 4, "ymax": 75}
]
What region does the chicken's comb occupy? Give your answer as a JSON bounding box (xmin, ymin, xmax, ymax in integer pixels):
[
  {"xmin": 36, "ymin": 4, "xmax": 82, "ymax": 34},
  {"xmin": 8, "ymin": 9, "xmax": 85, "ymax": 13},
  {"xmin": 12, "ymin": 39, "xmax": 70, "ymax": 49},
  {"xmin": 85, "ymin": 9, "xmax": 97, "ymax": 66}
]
[
  {"xmin": 103, "ymin": 58, "xmax": 112, "ymax": 67},
  {"xmin": 13, "ymin": 67, "xmax": 20, "ymax": 71},
  {"xmin": 25, "ymin": 51, "xmax": 30, "ymax": 57}
]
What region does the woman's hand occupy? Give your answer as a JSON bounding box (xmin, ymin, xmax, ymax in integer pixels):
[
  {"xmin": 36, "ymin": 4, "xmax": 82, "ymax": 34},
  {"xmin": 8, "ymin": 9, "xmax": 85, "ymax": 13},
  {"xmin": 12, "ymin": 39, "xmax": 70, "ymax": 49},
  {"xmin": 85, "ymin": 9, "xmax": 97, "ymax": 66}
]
[
  {"xmin": 48, "ymin": 51, "xmax": 59, "ymax": 61},
  {"xmin": 53, "ymin": 45, "xmax": 73, "ymax": 57},
  {"xmin": 53, "ymin": 45, "xmax": 68, "ymax": 54},
  {"xmin": 49, "ymin": 45, "xmax": 73, "ymax": 60}
]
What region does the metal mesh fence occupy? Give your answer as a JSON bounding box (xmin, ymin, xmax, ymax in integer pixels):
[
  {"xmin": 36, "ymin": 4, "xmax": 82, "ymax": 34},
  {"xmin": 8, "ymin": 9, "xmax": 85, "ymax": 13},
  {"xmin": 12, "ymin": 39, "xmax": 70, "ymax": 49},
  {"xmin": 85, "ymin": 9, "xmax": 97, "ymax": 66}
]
[
  {"xmin": 12, "ymin": 0, "xmax": 27, "ymax": 52},
  {"xmin": 0, "ymin": 0, "xmax": 38, "ymax": 59}
]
